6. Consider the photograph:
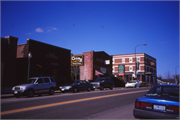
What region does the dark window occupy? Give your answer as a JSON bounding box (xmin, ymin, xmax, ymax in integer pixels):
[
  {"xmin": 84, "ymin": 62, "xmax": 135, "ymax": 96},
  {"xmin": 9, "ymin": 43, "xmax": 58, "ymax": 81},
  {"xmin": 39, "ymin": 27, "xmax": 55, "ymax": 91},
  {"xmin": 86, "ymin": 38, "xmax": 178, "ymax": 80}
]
[
  {"xmin": 37, "ymin": 78, "xmax": 44, "ymax": 84},
  {"xmin": 50, "ymin": 78, "xmax": 55, "ymax": 82},
  {"xmin": 44, "ymin": 78, "xmax": 50, "ymax": 83}
]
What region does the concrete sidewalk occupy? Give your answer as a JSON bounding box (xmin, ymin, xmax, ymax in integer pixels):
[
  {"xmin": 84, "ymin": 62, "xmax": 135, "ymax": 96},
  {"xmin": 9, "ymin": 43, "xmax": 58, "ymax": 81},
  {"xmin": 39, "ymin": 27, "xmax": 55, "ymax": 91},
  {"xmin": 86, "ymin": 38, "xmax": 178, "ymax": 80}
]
[{"xmin": 1, "ymin": 90, "xmax": 61, "ymax": 99}]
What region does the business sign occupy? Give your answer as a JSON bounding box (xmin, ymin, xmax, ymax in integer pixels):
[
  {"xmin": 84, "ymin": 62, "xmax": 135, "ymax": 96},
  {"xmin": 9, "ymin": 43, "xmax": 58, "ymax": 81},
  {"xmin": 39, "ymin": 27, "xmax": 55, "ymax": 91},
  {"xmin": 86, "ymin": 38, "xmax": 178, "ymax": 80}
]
[
  {"xmin": 71, "ymin": 55, "xmax": 84, "ymax": 66},
  {"xmin": 118, "ymin": 65, "xmax": 125, "ymax": 73},
  {"xmin": 150, "ymin": 62, "xmax": 155, "ymax": 66}
]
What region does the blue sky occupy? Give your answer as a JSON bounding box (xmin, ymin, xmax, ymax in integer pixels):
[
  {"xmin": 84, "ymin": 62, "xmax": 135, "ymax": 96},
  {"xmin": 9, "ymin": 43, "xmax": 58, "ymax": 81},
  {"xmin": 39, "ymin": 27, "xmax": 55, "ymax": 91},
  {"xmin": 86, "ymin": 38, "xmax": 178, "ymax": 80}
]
[{"xmin": 1, "ymin": 1, "xmax": 179, "ymax": 78}]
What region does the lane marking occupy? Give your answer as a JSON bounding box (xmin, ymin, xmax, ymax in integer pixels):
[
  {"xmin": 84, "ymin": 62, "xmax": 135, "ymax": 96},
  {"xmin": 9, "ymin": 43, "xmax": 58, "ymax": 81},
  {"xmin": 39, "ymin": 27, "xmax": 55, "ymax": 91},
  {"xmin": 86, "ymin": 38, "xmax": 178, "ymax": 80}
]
[{"xmin": 1, "ymin": 89, "xmax": 148, "ymax": 115}]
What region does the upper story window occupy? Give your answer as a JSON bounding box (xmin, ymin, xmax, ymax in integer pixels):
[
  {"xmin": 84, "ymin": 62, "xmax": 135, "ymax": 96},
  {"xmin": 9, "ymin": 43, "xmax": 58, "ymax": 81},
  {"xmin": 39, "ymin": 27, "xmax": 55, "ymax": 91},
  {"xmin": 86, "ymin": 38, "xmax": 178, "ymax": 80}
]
[
  {"xmin": 137, "ymin": 57, "xmax": 140, "ymax": 62},
  {"xmin": 122, "ymin": 58, "xmax": 125, "ymax": 63},
  {"xmin": 129, "ymin": 57, "xmax": 132, "ymax": 63},
  {"xmin": 129, "ymin": 66, "xmax": 133, "ymax": 71}
]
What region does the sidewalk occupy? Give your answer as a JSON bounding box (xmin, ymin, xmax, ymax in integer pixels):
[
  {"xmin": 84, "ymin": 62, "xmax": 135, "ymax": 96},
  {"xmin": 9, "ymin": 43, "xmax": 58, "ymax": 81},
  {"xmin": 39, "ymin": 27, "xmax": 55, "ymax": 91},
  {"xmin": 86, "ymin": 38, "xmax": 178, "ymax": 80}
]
[{"xmin": 1, "ymin": 90, "xmax": 61, "ymax": 99}]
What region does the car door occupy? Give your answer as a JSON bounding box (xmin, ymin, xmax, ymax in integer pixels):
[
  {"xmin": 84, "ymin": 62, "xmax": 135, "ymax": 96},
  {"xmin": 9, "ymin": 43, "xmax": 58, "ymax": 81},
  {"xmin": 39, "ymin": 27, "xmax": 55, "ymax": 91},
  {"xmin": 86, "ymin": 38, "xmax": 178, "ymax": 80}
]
[
  {"xmin": 34, "ymin": 78, "xmax": 45, "ymax": 94},
  {"xmin": 77, "ymin": 81, "xmax": 84, "ymax": 91},
  {"xmin": 43, "ymin": 77, "xmax": 51, "ymax": 93},
  {"xmin": 83, "ymin": 81, "xmax": 89, "ymax": 90}
]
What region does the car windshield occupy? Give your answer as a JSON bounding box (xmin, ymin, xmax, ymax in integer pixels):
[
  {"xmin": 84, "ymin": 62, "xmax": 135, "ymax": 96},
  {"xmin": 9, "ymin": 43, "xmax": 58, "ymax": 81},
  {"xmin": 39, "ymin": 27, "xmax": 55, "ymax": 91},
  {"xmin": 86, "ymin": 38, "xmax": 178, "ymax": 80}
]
[
  {"xmin": 74, "ymin": 80, "xmax": 80, "ymax": 84},
  {"xmin": 95, "ymin": 79, "xmax": 104, "ymax": 82},
  {"xmin": 27, "ymin": 79, "xmax": 37, "ymax": 84},
  {"xmin": 145, "ymin": 86, "xmax": 179, "ymax": 99},
  {"xmin": 128, "ymin": 81, "xmax": 136, "ymax": 83}
]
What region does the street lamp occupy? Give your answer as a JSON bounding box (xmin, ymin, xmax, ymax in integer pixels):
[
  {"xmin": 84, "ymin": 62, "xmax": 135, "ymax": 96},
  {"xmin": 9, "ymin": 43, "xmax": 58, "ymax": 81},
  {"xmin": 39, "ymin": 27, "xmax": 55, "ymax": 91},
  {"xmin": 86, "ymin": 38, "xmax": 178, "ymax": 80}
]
[
  {"xmin": 27, "ymin": 52, "xmax": 32, "ymax": 80},
  {"xmin": 134, "ymin": 44, "xmax": 147, "ymax": 81}
]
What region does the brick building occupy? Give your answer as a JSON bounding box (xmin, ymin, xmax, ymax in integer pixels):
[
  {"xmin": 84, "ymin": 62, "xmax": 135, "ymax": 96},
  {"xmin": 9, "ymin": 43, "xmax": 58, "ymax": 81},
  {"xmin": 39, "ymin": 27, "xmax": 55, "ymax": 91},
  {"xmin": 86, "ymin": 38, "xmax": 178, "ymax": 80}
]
[
  {"xmin": 1, "ymin": 36, "xmax": 71, "ymax": 93},
  {"xmin": 74, "ymin": 51, "xmax": 113, "ymax": 81},
  {"xmin": 1, "ymin": 36, "xmax": 18, "ymax": 93},
  {"xmin": 16, "ymin": 39, "xmax": 71, "ymax": 87},
  {"xmin": 112, "ymin": 53, "xmax": 157, "ymax": 84}
]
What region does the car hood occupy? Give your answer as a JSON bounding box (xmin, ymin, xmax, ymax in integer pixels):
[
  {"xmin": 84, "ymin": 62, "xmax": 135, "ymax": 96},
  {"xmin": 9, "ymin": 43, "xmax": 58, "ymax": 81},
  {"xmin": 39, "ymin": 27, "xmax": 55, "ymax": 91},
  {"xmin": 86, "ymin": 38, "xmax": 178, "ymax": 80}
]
[
  {"xmin": 137, "ymin": 96, "xmax": 179, "ymax": 106},
  {"xmin": 13, "ymin": 84, "xmax": 33, "ymax": 87}
]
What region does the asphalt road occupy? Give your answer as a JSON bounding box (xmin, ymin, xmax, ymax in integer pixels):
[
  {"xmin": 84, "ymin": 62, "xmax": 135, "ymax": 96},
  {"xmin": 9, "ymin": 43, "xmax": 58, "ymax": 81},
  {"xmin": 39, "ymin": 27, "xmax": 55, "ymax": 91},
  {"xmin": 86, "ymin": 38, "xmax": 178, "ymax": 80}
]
[{"xmin": 1, "ymin": 87, "xmax": 150, "ymax": 119}]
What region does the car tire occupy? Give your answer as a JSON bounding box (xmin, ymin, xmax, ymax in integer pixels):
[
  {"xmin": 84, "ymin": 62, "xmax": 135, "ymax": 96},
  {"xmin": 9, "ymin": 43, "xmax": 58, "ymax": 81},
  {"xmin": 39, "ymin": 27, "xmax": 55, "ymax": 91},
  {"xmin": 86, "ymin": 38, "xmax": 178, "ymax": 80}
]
[
  {"xmin": 110, "ymin": 85, "xmax": 113, "ymax": 90},
  {"xmin": 49, "ymin": 88, "xmax": 54, "ymax": 95},
  {"xmin": 73, "ymin": 88, "xmax": 78, "ymax": 93},
  {"xmin": 27, "ymin": 90, "xmax": 34, "ymax": 97},
  {"xmin": 100, "ymin": 86, "xmax": 104, "ymax": 90},
  {"xmin": 87, "ymin": 87, "xmax": 91, "ymax": 92}
]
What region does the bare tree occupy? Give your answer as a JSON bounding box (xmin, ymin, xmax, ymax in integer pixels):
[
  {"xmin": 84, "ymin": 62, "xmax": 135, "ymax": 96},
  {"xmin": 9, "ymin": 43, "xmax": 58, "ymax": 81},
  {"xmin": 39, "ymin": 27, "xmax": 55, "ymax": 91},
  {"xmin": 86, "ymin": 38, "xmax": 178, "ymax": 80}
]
[{"xmin": 164, "ymin": 71, "xmax": 172, "ymax": 80}]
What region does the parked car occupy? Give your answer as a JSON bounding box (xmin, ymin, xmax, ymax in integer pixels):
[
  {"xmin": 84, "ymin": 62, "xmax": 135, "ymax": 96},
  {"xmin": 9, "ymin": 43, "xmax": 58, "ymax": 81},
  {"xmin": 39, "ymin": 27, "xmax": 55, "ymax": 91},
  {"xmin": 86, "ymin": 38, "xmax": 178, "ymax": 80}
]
[
  {"xmin": 59, "ymin": 80, "xmax": 94, "ymax": 93},
  {"xmin": 133, "ymin": 84, "xmax": 179, "ymax": 119},
  {"xmin": 125, "ymin": 80, "xmax": 141, "ymax": 88},
  {"xmin": 12, "ymin": 77, "xmax": 57, "ymax": 98},
  {"xmin": 90, "ymin": 77, "xmax": 114, "ymax": 90}
]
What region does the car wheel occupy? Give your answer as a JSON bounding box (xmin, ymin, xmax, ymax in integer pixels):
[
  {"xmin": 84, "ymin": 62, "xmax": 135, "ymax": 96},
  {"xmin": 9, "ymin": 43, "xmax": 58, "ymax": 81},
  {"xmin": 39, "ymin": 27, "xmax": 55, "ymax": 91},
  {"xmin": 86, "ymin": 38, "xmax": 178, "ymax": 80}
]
[
  {"xmin": 110, "ymin": 85, "xmax": 113, "ymax": 90},
  {"xmin": 87, "ymin": 87, "xmax": 91, "ymax": 92},
  {"xmin": 49, "ymin": 88, "xmax": 54, "ymax": 95},
  {"xmin": 100, "ymin": 86, "xmax": 104, "ymax": 90},
  {"xmin": 73, "ymin": 88, "xmax": 78, "ymax": 93},
  {"xmin": 27, "ymin": 90, "xmax": 34, "ymax": 97}
]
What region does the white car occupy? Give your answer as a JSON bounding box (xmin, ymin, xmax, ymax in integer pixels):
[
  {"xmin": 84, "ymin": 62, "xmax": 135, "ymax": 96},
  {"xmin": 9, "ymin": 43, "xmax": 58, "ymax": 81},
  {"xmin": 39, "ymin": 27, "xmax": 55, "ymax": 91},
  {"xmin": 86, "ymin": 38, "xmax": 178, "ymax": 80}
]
[{"xmin": 125, "ymin": 80, "xmax": 141, "ymax": 88}]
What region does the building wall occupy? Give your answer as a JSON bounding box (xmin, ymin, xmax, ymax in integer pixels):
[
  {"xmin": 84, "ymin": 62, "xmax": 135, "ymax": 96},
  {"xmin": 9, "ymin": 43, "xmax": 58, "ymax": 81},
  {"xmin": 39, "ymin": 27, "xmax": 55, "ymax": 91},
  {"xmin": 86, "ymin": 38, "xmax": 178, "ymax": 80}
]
[
  {"xmin": 80, "ymin": 51, "xmax": 94, "ymax": 80},
  {"xmin": 16, "ymin": 39, "xmax": 71, "ymax": 87},
  {"xmin": 79, "ymin": 51, "xmax": 112, "ymax": 81},
  {"xmin": 1, "ymin": 36, "xmax": 18, "ymax": 93}
]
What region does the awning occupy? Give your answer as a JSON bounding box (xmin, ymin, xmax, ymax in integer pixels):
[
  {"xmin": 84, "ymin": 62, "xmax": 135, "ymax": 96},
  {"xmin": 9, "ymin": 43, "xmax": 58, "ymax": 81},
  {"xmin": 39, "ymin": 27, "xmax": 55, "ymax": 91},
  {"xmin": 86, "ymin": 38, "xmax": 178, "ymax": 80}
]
[{"xmin": 95, "ymin": 70, "xmax": 104, "ymax": 76}]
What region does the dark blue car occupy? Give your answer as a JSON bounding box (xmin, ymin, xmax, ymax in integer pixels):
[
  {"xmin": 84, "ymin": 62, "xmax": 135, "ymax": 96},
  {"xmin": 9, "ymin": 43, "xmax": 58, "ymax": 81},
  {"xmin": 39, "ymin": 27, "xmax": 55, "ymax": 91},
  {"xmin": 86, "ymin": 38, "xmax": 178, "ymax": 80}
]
[{"xmin": 133, "ymin": 84, "xmax": 179, "ymax": 119}]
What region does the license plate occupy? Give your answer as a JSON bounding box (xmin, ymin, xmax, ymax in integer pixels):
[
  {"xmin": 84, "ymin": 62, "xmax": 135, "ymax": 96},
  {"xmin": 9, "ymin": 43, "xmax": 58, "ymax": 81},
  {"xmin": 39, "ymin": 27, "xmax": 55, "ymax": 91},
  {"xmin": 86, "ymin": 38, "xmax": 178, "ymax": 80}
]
[
  {"xmin": 154, "ymin": 105, "xmax": 165, "ymax": 111},
  {"xmin": 61, "ymin": 89, "xmax": 64, "ymax": 91},
  {"xmin": 14, "ymin": 91, "xmax": 18, "ymax": 94}
]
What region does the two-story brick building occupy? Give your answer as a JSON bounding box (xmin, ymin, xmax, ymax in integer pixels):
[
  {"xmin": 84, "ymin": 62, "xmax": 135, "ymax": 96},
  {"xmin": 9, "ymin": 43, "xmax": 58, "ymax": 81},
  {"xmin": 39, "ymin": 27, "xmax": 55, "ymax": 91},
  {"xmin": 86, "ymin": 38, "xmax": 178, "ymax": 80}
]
[
  {"xmin": 112, "ymin": 53, "xmax": 157, "ymax": 84},
  {"xmin": 73, "ymin": 51, "xmax": 113, "ymax": 81}
]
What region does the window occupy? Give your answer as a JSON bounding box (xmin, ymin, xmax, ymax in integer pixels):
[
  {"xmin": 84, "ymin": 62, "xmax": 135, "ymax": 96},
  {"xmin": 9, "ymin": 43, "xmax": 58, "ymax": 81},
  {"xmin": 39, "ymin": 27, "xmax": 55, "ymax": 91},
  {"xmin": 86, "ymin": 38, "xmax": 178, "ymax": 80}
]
[
  {"xmin": 44, "ymin": 78, "xmax": 50, "ymax": 83},
  {"xmin": 129, "ymin": 66, "xmax": 132, "ymax": 71},
  {"xmin": 50, "ymin": 78, "xmax": 55, "ymax": 82},
  {"xmin": 37, "ymin": 78, "xmax": 44, "ymax": 84},
  {"xmin": 137, "ymin": 57, "xmax": 140, "ymax": 62},
  {"xmin": 122, "ymin": 58, "xmax": 125, "ymax": 63},
  {"xmin": 129, "ymin": 58, "xmax": 132, "ymax": 63}
]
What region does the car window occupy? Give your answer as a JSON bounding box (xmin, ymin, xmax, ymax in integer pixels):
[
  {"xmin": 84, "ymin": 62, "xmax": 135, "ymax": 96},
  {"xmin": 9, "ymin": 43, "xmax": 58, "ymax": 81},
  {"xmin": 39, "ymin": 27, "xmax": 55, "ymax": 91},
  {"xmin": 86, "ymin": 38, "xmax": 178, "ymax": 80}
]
[
  {"xmin": 162, "ymin": 86, "xmax": 179, "ymax": 96},
  {"xmin": 27, "ymin": 79, "xmax": 37, "ymax": 84},
  {"xmin": 50, "ymin": 78, "xmax": 55, "ymax": 82},
  {"xmin": 44, "ymin": 78, "xmax": 50, "ymax": 83},
  {"xmin": 37, "ymin": 78, "xmax": 44, "ymax": 84},
  {"xmin": 95, "ymin": 79, "xmax": 104, "ymax": 82},
  {"xmin": 146, "ymin": 86, "xmax": 179, "ymax": 98}
]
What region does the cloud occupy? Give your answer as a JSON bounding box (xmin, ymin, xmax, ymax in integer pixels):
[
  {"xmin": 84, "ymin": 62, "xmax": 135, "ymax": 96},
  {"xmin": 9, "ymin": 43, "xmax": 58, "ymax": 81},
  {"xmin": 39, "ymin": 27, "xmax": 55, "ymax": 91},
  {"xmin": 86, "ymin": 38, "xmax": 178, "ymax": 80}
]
[
  {"xmin": 52, "ymin": 27, "xmax": 57, "ymax": 30},
  {"xmin": 47, "ymin": 29, "xmax": 52, "ymax": 32},
  {"xmin": 35, "ymin": 28, "xmax": 44, "ymax": 32}
]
